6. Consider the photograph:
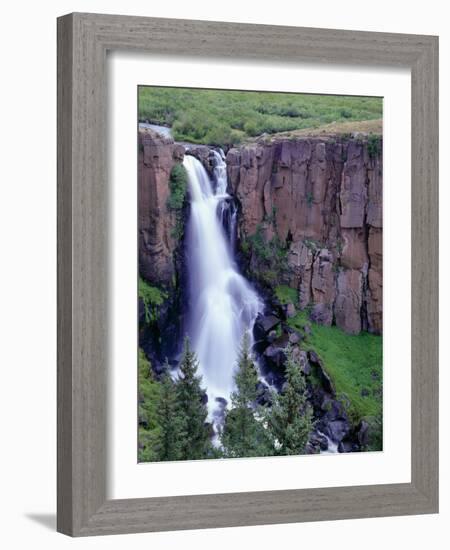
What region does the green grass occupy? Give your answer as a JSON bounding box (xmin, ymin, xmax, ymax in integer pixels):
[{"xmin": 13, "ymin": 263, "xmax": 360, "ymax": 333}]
[
  {"xmin": 287, "ymin": 311, "xmax": 382, "ymax": 425},
  {"xmin": 274, "ymin": 286, "xmax": 382, "ymax": 434},
  {"xmin": 275, "ymin": 285, "xmax": 298, "ymax": 305},
  {"xmin": 138, "ymin": 86, "xmax": 383, "ymax": 147}
]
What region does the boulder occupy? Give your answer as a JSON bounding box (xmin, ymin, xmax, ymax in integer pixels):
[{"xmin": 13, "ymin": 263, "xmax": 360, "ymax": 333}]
[
  {"xmin": 253, "ymin": 314, "xmax": 281, "ymax": 341},
  {"xmin": 298, "ymin": 350, "xmax": 311, "ymax": 375},
  {"xmin": 273, "ymin": 332, "xmax": 290, "ymax": 348},
  {"xmin": 357, "ymin": 420, "xmax": 370, "ymax": 447},
  {"xmin": 264, "ymin": 345, "xmax": 287, "ymax": 369},
  {"xmin": 326, "ymin": 420, "xmax": 350, "ymax": 443},
  {"xmin": 320, "ymin": 396, "xmax": 347, "ymax": 421},
  {"xmin": 308, "ymin": 350, "xmax": 335, "ymax": 395},
  {"xmin": 289, "ymin": 331, "xmax": 302, "ymax": 345},
  {"xmin": 309, "ymin": 431, "xmax": 329, "ymax": 451},
  {"xmin": 286, "ymin": 303, "xmax": 296, "ymax": 318},
  {"xmin": 338, "ymin": 440, "xmax": 355, "ymax": 453}
]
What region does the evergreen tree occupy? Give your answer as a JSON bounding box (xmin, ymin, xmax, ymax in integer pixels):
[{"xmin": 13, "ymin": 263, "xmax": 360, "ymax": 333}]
[
  {"xmin": 221, "ymin": 333, "xmax": 272, "ymax": 458},
  {"xmin": 267, "ymin": 345, "xmax": 313, "ymax": 455},
  {"xmin": 138, "ymin": 349, "xmax": 162, "ymax": 462},
  {"xmin": 177, "ymin": 337, "xmax": 210, "ymax": 460},
  {"xmin": 154, "ymin": 363, "xmax": 185, "ymax": 461}
]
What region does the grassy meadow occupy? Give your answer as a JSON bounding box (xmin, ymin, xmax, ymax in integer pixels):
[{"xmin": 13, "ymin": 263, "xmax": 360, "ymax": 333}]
[
  {"xmin": 138, "ymin": 86, "xmax": 383, "ymax": 146},
  {"xmin": 275, "ymin": 285, "xmax": 382, "ymax": 443}
]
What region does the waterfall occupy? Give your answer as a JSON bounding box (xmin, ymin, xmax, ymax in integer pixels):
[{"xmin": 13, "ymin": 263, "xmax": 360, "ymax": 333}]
[
  {"xmin": 317, "ymin": 430, "xmax": 339, "ymax": 454},
  {"xmin": 183, "ymin": 152, "xmax": 263, "ymax": 431},
  {"xmin": 212, "ymin": 149, "xmax": 238, "ymax": 250}
]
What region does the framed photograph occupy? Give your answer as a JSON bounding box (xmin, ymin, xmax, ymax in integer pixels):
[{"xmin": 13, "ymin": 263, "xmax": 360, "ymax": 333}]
[{"xmin": 57, "ymin": 13, "xmax": 438, "ymax": 536}]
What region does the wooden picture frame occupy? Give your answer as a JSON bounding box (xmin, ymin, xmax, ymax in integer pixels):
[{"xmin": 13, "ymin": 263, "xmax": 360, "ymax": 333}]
[{"xmin": 57, "ymin": 12, "xmax": 439, "ymax": 536}]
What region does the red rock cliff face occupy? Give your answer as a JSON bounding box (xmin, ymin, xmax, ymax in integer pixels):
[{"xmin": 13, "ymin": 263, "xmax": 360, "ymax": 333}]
[
  {"xmin": 227, "ymin": 137, "xmax": 382, "ymax": 335},
  {"xmin": 138, "ymin": 130, "xmax": 185, "ymax": 286}
]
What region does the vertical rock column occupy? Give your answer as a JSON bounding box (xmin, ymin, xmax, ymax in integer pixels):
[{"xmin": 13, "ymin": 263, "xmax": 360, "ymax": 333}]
[
  {"xmin": 335, "ymin": 140, "xmax": 369, "ymax": 334},
  {"xmin": 227, "ymin": 135, "xmax": 383, "ymax": 335},
  {"xmin": 138, "ymin": 130, "xmax": 185, "ymax": 286}
]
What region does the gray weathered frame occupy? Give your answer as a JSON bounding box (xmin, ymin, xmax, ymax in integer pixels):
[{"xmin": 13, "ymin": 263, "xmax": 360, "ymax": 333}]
[{"xmin": 57, "ymin": 12, "xmax": 439, "ymax": 537}]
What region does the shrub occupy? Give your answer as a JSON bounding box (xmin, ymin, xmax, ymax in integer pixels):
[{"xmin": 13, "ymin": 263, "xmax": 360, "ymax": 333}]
[
  {"xmin": 246, "ymin": 225, "xmax": 289, "ymax": 287},
  {"xmin": 167, "ymin": 163, "xmax": 188, "ymax": 211},
  {"xmin": 138, "ymin": 277, "xmax": 168, "ymax": 323},
  {"xmin": 275, "ymin": 285, "xmax": 298, "ymax": 305},
  {"xmin": 340, "ymin": 108, "xmax": 352, "ymax": 118},
  {"xmin": 367, "ymin": 134, "xmax": 382, "ymax": 159}
]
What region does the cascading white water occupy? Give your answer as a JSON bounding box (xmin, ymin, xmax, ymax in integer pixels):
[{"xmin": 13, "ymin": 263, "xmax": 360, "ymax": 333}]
[
  {"xmin": 212, "ymin": 148, "xmax": 227, "ymax": 194},
  {"xmin": 213, "ymin": 149, "xmax": 238, "ymax": 252},
  {"xmin": 183, "ymin": 152, "xmax": 263, "ymax": 428},
  {"xmin": 317, "ymin": 430, "xmax": 339, "ymax": 454}
]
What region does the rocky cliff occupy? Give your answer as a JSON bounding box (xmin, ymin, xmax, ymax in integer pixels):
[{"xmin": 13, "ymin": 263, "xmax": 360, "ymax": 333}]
[
  {"xmin": 139, "ymin": 130, "xmax": 382, "ymax": 336},
  {"xmin": 138, "ymin": 130, "xmax": 185, "ymax": 286},
  {"xmin": 227, "ymin": 136, "xmax": 382, "ymax": 335}
]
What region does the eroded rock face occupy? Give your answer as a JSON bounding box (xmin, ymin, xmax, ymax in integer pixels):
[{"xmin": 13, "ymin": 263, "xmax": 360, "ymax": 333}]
[
  {"xmin": 366, "ymin": 227, "xmax": 383, "ymax": 333},
  {"xmin": 287, "ymin": 240, "xmax": 314, "ymax": 308},
  {"xmin": 228, "ymin": 145, "xmax": 273, "ymax": 236},
  {"xmin": 310, "ymin": 249, "xmax": 336, "ymax": 326},
  {"xmin": 335, "ymin": 269, "xmax": 363, "ymax": 334},
  {"xmin": 138, "ymin": 130, "xmax": 383, "ymax": 335},
  {"xmin": 228, "ymin": 135, "xmax": 383, "ymax": 334},
  {"xmin": 138, "ymin": 130, "xmax": 185, "ymax": 285}
]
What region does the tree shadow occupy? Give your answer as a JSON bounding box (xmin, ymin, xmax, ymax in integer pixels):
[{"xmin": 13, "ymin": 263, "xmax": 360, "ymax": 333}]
[{"xmin": 25, "ymin": 513, "xmax": 56, "ymax": 531}]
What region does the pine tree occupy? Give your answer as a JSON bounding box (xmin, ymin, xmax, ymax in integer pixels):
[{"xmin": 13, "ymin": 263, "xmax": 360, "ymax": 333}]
[
  {"xmin": 267, "ymin": 345, "xmax": 313, "ymax": 455},
  {"xmin": 154, "ymin": 363, "xmax": 185, "ymax": 461},
  {"xmin": 138, "ymin": 349, "xmax": 162, "ymax": 462},
  {"xmin": 233, "ymin": 332, "xmax": 259, "ymax": 407},
  {"xmin": 221, "ymin": 333, "xmax": 272, "ymax": 458},
  {"xmin": 177, "ymin": 337, "xmax": 210, "ymax": 460}
]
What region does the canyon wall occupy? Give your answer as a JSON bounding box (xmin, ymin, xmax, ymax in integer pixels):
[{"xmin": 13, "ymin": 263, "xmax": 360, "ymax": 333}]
[
  {"xmin": 138, "ymin": 129, "xmax": 383, "ymax": 336},
  {"xmin": 138, "ymin": 131, "xmax": 185, "ymax": 286},
  {"xmin": 227, "ymin": 136, "xmax": 383, "ymax": 335}
]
